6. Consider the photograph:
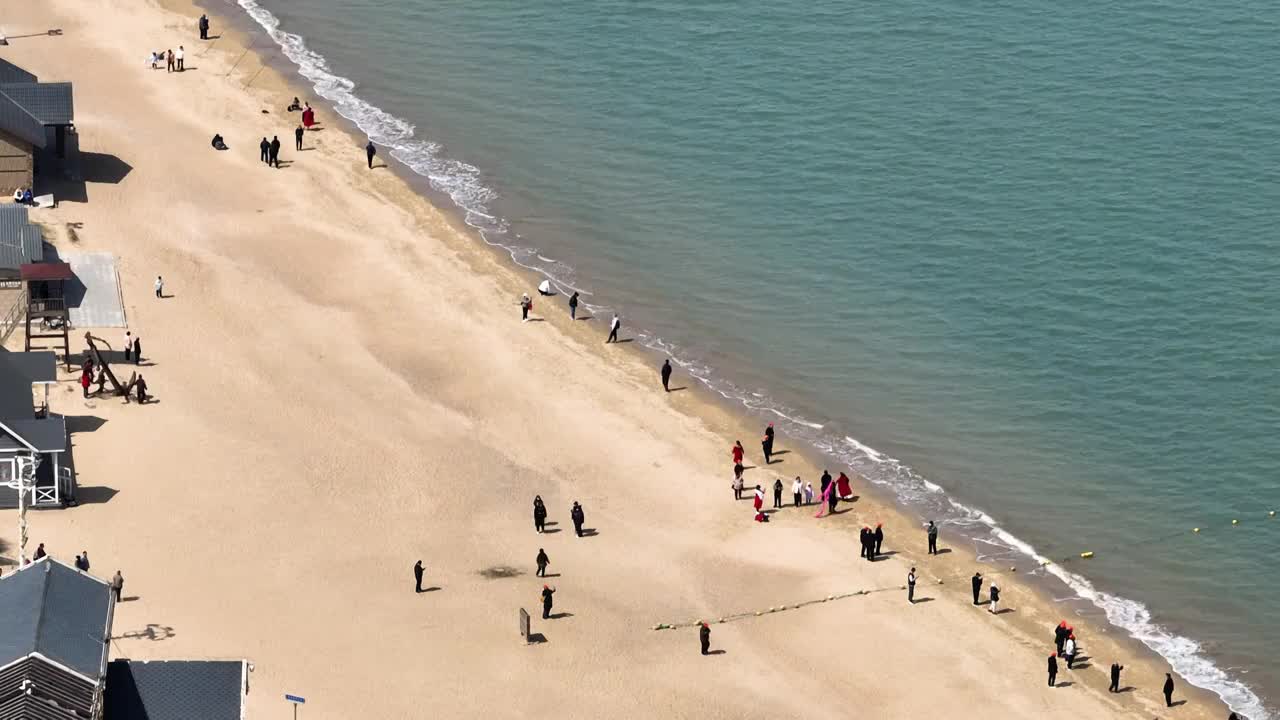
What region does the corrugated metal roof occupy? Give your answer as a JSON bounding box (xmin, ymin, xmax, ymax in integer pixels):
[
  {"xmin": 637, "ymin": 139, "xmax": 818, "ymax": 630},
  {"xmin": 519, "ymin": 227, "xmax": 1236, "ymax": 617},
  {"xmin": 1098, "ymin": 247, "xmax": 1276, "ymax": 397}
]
[
  {"xmin": 105, "ymin": 660, "xmax": 247, "ymax": 720},
  {"xmin": 0, "ymin": 560, "xmax": 112, "ymax": 680},
  {"xmin": 0, "ymin": 58, "xmax": 37, "ymax": 85},
  {"xmin": 0, "ymin": 205, "xmax": 43, "ymax": 271},
  {"xmin": 0, "ymin": 83, "xmax": 74, "ymax": 126}
]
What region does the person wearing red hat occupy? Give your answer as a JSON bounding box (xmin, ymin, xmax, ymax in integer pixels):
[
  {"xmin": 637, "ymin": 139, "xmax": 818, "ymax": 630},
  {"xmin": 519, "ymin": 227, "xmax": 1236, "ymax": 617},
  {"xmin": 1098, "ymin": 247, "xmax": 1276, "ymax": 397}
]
[
  {"xmin": 1055, "ymin": 621, "xmax": 1068, "ymax": 656},
  {"xmin": 761, "ymin": 423, "xmax": 775, "ymax": 463},
  {"xmin": 699, "ymin": 622, "xmax": 711, "ymax": 655}
]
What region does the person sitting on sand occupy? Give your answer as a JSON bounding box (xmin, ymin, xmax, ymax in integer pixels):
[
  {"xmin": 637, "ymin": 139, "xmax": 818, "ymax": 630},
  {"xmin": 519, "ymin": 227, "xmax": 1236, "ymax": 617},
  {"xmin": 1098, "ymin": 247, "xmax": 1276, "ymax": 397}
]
[
  {"xmin": 211, "ymin": 134, "xmax": 227, "ymax": 150},
  {"xmin": 287, "ymin": 96, "xmax": 302, "ymax": 112},
  {"xmin": 12, "ymin": 188, "xmax": 23, "ymax": 203},
  {"xmin": 538, "ymin": 279, "xmax": 553, "ymax": 296},
  {"xmin": 20, "ymin": 188, "xmax": 32, "ymax": 205}
]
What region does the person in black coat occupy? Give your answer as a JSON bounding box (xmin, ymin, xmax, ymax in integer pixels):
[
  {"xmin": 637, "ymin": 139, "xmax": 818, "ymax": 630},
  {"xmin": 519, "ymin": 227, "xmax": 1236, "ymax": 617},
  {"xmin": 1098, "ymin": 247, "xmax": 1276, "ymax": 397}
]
[
  {"xmin": 536, "ymin": 549, "xmax": 549, "ymax": 577},
  {"xmin": 413, "ymin": 560, "xmax": 424, "ymax": 593},
  {"xmin": 772, "ymin": 478, "xmax": 783, "ymax": 509},
  {"xmin": 927, "ymin": 520, "xmax": 939, "ymax": 554},
  {"xmin": 198, "ymin": 14, "xmax": 210, "ymax": 40},
  {"xmin": 260, "ymin": 137, "xmax": 270, "ymax": 164},
  {"xmin": 858, "ymin": 528, "xmax": 869, "ymax": 558},
  {"xmin": 661, "ymin": 359, "xmax": 672, "ymax": 392},
  {"xmin": 1163, "ymin": 673, "xmax": 1175, "ymax": 707},
  {"xmin": 761, "ymin": 423, "xmax": 775, "ymax": 463},
  {"xmin": 699, "ymin": 622, "xmax": 711, "ymax": 655},
  {"xmin": 366, "ymin": 141, "xmax": 377, "ymax": 169},
  {"xmin": 570, "ymin": 502, "xmax": 585, "ymax": 537},
  {"xmin": 533, "ymin": 496, "xmax": 547, "ymax": 533},
  {"xmin": 1109, "ymin": 662, "xmax": 1123, "ymax": 693},
  {"xmin": 295, "ymin": 125, "xmax": 305, "ymax": 151},
  {"xmin": 873, "ymin": 523, "xmax": 885, "ymax": 558},
  {"xmin": 1054, "ymin": 622, "xmax": 1068, "ymax": 656},
  {"xmin": 269, "ymin": 136, "xmax": 282, "ymax": 168},
  {"xmin": 133, "ymin": 336, "xmax": 142, "ymax": 365},
  {"xmin": 541, "ymin": 585, "xmax": 556, "ymax": 619},
  {"xmin": 1048, "ymin": 654, "xmax": 1058, "ymax": 687},
  {"xmin": 971, "ymin": 572, "xmax": 983, "ymax": 605}
]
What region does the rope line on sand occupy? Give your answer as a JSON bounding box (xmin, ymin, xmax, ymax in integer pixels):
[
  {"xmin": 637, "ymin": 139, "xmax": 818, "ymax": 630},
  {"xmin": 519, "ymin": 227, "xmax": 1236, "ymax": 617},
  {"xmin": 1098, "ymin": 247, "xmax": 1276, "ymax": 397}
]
[{"xmin": 653, "ymin": 511, "xmax": 1277, "ymax": 631}]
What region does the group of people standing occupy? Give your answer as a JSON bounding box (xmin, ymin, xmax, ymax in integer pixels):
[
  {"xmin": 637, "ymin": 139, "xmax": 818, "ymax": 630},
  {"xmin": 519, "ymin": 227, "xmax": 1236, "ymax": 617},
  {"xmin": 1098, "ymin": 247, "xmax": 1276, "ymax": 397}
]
[{"xmin": 530, "ymin": 496, "xmax": 590, "ymax": 620}]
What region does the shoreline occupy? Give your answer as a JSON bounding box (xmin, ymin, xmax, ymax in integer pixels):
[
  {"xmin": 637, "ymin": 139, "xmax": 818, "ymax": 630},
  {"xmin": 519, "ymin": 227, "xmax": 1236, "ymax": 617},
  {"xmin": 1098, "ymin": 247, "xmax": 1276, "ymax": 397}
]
[
  {"xmin": 193, "ymin": 2, "xmax": 1272, "ymax": 717},
  {"xmin": 0, "ymin": 0, "xmax": 1247, "ymax": 717}
]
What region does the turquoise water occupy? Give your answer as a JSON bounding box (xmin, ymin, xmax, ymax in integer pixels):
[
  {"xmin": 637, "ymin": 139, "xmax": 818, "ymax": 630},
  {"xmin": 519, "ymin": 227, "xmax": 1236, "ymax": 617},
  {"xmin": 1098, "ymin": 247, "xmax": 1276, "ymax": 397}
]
[{"xmin": 232, "ymin": 0, "xmax": 1279, "ymax": 714}]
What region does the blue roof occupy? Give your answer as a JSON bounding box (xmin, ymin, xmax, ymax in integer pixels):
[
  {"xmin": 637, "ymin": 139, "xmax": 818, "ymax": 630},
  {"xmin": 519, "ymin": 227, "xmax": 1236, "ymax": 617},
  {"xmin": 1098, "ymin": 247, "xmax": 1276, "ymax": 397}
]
[
  {"xmin": 0, "ymin": 58, "xmax": 37, "ymax": 84},
  {"xmin": 0, "ymin": 559, "xmax": 112, "ymax": 680},
  {"xmin": 106, "ymin": 660, "xmax": 247, "ymax": 720},
  {"xmin": 0, "ymin": 82, "xmax": 74, "ymax": 125}
]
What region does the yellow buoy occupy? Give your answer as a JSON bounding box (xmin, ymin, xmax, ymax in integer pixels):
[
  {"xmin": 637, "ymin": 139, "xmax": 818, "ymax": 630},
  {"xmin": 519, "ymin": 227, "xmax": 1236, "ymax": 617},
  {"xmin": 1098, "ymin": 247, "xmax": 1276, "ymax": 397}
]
[{"xmin": 1080, "ymin": 551, "xmax": 1095, "ymax": 559}]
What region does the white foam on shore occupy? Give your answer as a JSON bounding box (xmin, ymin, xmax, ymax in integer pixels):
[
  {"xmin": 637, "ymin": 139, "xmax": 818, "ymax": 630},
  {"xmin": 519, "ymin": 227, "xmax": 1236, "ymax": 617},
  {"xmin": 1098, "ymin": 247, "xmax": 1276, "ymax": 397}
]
[{"xmin": 234, "ymin": 4, "xmax": 1268, "ymax": 716}]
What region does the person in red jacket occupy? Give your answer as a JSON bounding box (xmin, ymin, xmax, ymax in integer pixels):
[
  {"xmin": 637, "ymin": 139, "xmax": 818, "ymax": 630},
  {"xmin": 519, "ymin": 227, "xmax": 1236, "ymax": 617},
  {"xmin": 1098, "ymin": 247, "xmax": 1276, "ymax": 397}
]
[{"xmin": 732, "ymin": 441, "xmax": 745, "ymax": 466}]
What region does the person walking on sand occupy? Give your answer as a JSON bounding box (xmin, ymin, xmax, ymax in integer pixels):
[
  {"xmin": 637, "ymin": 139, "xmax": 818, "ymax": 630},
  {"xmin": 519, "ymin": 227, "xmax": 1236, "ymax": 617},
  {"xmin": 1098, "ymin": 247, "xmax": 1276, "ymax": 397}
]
[
  {"xmin": 607, "ymin": 314, "xmax": 621, "ymax": 343},
  {"xmin": 541, "ymin": 584, "xmax": 556, "ymax": 619},
  {"xmin": 732, "ymin": 472, "xmax": 744, "ymax": 500},
  {"xmin": 270, "ymin": 135, "xmax": 281, "ymax": 168},
  {"xmin": 927, "ymin": 520, "xmax": 939, "ymax": 554},
  {"xmin": 536, "ymin": 548, "xmax": 549, "ymax": 577},
  {"xmin": 570, "ymin": 501, "xmax": 585, "ymax": 537},
  {"xmin": 971, "ymin": 572, "xmax": 983, "ymax": 605},
  {"xmin": 1163, "ymin": 672, "xmax": 1175, "ymax": 707},
  {"xmin": 772, "ymin": 478, "xmax": 783, "ymax": 508},
  {"xmin": 295, "ymin": 124, "xmax": 304, "ymax": 151},
  {"xmin": 732, "ymin": 441, "xmax": 745, "ymax": 468},
  {"xmin": 413, "ymin": 560, "xmax": 424, "ymax": 593},
  {"xmin": 1047, "ymin": 654, "xmax": 1058, "ymax": 687},
  {"xmin": 135, "ymin": 375, "xmax": 148, "ymax": 404},
  {"xmin": 1109, "ymin": 662, "xmax": 1123, "ymax": 693},
  {"xmin": 260, "ymin": 137, "xmax": 270, "ymax": 164},
  {"xmin": 176, "ymin": 45, "xmax": 185, "ymax": 71},
  {"xmin": 534, "ymin": 498, "xmax": 547, "ymax": 533},
  {"xmin": 166, "ymin": 49, "xmax": 175, "ymax": 73},
  {"xmin": 520, "ymin": 293, "xmax": 533, "ymax": 322},
  {"xmin": 661, "ymin": 359, "xmax": 672, "ymax": 391},
  {"xmin": 80, "ymin": 367, "xmax": 92, "ymax": 398},
  {"xmin": 907, "ymin": 567, "xmax": 917, "ymax": 604},
  {"xmin": 111, "ymin": 571, "xmax": 124, "ymax": 602},
  {"xmin": 792, "ymin": 476, "xmax": 802, "ymax": 507},
  {"xmin": 133, "ymin": 335, "xmax": 142, "ymax": 365},
  {"xmin": 124, "ymin": 331, "xmax": 133, "ymax": 362},
  {"xmin": 1063, "ymin": 634, "xmax": 1077, "ymax": 669},
  {"xmin": 199, "ymin": 13, "xmax": 210, "ymax": 40},
  {"xmin": 155, "ymin": 275, "xmax": 164, "ymax": 298},
  {"xmin": 699, "ymin": 622, "xmax": 711, "ymax": 655},
  {"xmin": 873, "ymin": 522, "xmax": 885, "ymax": 558},
  {"xmin": 366, "ymin": 141, "xmax": 377, "ymax": 169},
  {"xmin": 761, "ymin": 422, "xmax": 775, "ymax": 463},
  {"xmin": 568, "ymin": 291, "xmax": 579, "ymax": 320},
  {"xmin": 804, "ymin": 481, "xmax": 813, "ymax": 505},
  {"xmin": 988, "ymin": 584, "xmax": 1000, "ymax": 614}
]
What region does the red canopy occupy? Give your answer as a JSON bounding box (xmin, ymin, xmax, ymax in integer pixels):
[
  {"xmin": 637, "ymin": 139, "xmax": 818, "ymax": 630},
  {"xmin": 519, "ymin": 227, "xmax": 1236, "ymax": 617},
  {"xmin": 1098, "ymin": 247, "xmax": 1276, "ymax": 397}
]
[{"xmin": 20, "ymin": 262, "xmax": 74, "ymax": 282}]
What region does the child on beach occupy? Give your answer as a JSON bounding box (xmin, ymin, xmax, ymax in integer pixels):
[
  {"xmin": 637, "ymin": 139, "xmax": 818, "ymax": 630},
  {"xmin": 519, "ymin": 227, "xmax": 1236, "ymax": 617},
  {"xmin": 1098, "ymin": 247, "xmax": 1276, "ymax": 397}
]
[
  {"xmin": 804, "ymin": 481, "xmax": 814, "ymax": 505},
  {"xmin": 521, "ymin": 294, "xmax": 533, "ymax": 322}
]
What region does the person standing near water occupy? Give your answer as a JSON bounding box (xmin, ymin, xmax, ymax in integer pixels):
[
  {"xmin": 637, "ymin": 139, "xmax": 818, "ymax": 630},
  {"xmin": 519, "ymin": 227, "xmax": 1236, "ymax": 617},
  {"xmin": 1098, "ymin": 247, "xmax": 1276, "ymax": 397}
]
[
  {"xmin": 772, "ymin": 478, "xmax": 783, "ymax": 508},
  {"xmin": 971, "ymin": 572, "xmax": 983, "ymax": 605},
  {"xmin": 295, "ymin": 125, "xmax": 304, "ymax": 151},
  {"xmin": 1109, "ymin": 662, "xmax": 1123, "ymax": 693},
  {"xmin": 1047, "ymin": 654, "xmax": 1058, "ymax": 687},
  {"xmin": 761, "ymin": 423, "xmax": 775, "ymax": 463},
  {"xmin": 521, "ymin": 294, "xmax": 532, "ymax": 322},
  {"xmin": 661, "ymin": 359, "xmax": 672, "ymax": 391},
  {"xmin": 1163, "ymin": 673, "xmax": 1175, "ymax": 707},
  {"xmin": 413, "ymin": 560, "xmax": 424, "ymax": 593},
  {"xmin": 1063, "ymin": 635, "xmax": 1077, "ymax": 669},
  {"xmin": 988, "ymin": 584, "xmax": 1000, "ymax": 614},
  {"xmin": 199, "ymin": 14, "xmax": 210, "ymax": 40},
  {"xmin": 699, "ymin": 622, "xmax": 711, "ymax": 655},
  {"xmin": 607, "ymin": 314, "xmax": 621, "ymax": 343},
  {"xmin": 366, "ymin": 141, "xmax": 377, "ymax": 169},
  {"xmin": 873, "ymin": 523, "xmax": 885, "ymax": 558},
  {"xmin": 804, "ymin": 481, "xmax": 813, "ymax": 505},
  {"xmin": 927, "ymin": 520, "xmax": 938, "ymax": 554},
  {"xmin": 568, "ymin": 291, "xmax": 579, "ymax": 320}
]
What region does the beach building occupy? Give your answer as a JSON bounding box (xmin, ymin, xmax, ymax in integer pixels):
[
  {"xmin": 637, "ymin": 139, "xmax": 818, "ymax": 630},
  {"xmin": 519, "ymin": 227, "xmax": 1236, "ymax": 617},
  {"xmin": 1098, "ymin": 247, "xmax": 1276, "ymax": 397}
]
[
  {"xmin": 0, "ymin": 57, "xmax": 75, "ymax": 195},
  {"xmin": 0, "ymin": 203, "xmax": 72, "ymax": 360},
  {"xmin": 0, "ymin": 350, "xmax": 73, "ymax": 508},
  {"xmin": 0, "ymin": 558, "xmax": 251, "ymax": 720}
]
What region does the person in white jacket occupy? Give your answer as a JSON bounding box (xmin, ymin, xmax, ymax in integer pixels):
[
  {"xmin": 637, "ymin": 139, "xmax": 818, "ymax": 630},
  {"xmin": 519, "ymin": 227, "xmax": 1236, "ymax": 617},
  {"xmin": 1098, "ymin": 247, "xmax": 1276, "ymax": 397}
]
[
  {"xmin": 1063, "ymin": 635, "xmax": 1077, "ymax": 669},
  {"xmin": 791, "ymin": 477, "xmax": 803, "ymax": 507}
]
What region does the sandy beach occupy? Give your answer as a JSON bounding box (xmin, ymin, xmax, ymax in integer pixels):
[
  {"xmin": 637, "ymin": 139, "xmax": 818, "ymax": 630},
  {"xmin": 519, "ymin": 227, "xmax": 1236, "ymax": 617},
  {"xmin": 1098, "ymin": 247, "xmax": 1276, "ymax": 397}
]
[{"xmin": 0, "ymin": 1, "xmax": 1233, "ymax": 718}]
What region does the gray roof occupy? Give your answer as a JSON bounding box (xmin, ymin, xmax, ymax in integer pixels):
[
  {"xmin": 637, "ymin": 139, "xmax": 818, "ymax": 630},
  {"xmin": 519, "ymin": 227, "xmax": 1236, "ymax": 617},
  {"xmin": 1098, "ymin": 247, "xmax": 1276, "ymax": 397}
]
[
  {"xmin": 0, "ymin": 351, "xmax": 56, "ymax": 420},
  {"xmin": 0, "ymin": 417, "xmax": 68, "ymax": 453},
  {"xmin": 0, "ymin": 559, "xmax": 112, "ymax": 680},
  {"xmin": 0, "ymin": 83, "xmax": 74, "ymax": 125},
  {"xmin": 0, "ymin": 204, "xmax": 44, "ymax": 271},
  {"xmin": 0, "ymin": 58, "xmax": 37, "ymax": 84},
  {"xmin": 0, "ymin": 87, "xmax": 45, "ymax": 148},
  {"xmin": 105, "ymin": 660, "xmax": 247, "ymax": 720}
]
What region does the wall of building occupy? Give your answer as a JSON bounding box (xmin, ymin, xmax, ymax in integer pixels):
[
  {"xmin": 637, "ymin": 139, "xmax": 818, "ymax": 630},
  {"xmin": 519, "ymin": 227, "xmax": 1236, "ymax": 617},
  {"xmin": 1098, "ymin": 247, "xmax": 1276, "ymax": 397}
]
[{"xmin": 0, "ymin": 128, "xmax": 34, "ymax": 195}]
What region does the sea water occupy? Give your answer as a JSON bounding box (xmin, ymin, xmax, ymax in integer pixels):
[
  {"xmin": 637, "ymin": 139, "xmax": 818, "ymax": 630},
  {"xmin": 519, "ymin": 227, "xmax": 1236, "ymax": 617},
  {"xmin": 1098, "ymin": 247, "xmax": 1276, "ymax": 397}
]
[{"xmin": 228, "ymin": 0, "xmax": 1280, "ymax": 714}]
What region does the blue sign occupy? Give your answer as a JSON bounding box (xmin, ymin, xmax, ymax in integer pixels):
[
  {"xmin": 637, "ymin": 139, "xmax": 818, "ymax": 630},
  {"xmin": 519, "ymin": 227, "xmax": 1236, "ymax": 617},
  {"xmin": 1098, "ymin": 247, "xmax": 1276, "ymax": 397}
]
[{"xmin": 285, "ymin": 695, "xmax": 306, "ymax": 704}]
